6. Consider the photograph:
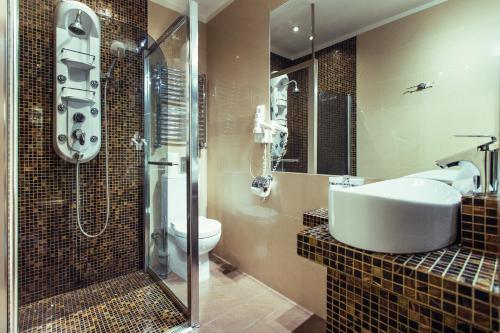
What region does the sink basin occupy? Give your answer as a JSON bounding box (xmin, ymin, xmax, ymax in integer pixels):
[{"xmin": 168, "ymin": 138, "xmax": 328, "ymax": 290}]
[{"xmin": 328, "ymin": 178, "xmax": 461, "ymax": 253}]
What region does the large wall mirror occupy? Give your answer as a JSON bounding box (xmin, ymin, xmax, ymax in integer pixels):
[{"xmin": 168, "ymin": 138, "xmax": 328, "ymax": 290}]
[{"xmin": 270, "ymin": 0, "xmax": 500, "ymax": 180}]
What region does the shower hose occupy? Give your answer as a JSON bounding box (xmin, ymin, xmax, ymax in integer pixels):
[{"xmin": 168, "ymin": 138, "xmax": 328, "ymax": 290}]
[{"xmin": 75, "ymin": 80, "xmax": 111, "ymax": 238}]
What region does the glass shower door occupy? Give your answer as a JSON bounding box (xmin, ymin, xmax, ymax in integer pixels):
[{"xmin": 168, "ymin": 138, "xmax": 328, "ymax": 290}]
[
  {"xmin": 317, "ymin": 91, "xmax": 352, "ymax": 175},
  {"xmin": 144, "ymin": 0, "xmax": 199, "ymax": 327}
]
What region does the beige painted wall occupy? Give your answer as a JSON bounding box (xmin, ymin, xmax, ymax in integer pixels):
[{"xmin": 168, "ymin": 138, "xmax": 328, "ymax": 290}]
[
  {"xmin": 357, "ymin": 0, "xmax": 500, "ymax": 179},
  {"xmin": 207, "ymin": 0, "xmax": 328, "ymax": 318}
]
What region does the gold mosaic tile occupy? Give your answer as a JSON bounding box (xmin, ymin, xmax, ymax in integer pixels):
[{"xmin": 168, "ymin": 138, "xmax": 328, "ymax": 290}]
[
  {"xmin": 327, "ymin": 269, "xmax": 496, "ymax": 333},
  {"xmin": 298, "ymin": 225, "xmax": 500, "ymax": 332},
  {"xmin": 18, "ymin": 0, "xmax": 147, "ymax": 305},
  {"xmin": 303, "ymin": 208, "xmax": 328, "ymax": 227},
  {"xmin": 461, "ymin": 195, "xmax": 499, "ymax": 255},
  {"xmin": 18, "ymin": 271, "xmax": 187, "ymax": 333}
]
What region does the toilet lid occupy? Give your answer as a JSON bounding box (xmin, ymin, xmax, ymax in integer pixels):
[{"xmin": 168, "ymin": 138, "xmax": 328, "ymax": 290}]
[{"xmin": 171, "ymin": 216, "xmax": 221, "ymax": 239}]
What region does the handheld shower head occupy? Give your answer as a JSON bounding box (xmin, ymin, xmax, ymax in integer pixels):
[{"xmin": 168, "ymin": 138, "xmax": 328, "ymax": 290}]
[
  {"xmin": 104, "ymin": 58, "xmax": 118, "ymax": 79},
  {"xmin": 102, "ymin": 41, "xmax": 128, "ymax": 80},
  {"xmin": 110, "ymin": 40, "xmax": 127, "ymax": 58},
  {"xmin": 68, "ymin": 10, "xmax": 86, "ymax": 36},
  {"xmin": 287, "ymin": 80, "xmax": 300, "ymax": 94}
]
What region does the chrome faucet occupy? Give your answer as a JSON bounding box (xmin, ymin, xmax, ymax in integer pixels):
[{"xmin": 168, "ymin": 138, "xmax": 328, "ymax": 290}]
[{"xmin": 436, "ymin": 135, "xmax": 498, "ymax": 194}]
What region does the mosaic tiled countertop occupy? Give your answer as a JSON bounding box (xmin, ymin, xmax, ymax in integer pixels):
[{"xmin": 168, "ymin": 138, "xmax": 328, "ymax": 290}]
[{"xmin": 297, "ymin": 222, "xmax": 500, "ymax": 331}]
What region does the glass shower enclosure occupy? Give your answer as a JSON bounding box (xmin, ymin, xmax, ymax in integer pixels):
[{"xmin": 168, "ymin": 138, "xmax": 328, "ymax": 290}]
[
  {"xmin": 143, "ymin": 0, "xmax": 199, "ymax": 326},
  {"xmin": 2, "ymin": 0, "xmax": 199, "ymax": 331}
]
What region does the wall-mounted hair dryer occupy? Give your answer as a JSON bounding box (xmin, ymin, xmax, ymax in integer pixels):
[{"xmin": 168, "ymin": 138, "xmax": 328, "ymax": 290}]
[
  {"xmin": 253, "ymin": 104, "xmax": 288, "ymax": 144},
  {"xmin": 251, "ymin": 105, "xmax": 288, "ymax": 199}
]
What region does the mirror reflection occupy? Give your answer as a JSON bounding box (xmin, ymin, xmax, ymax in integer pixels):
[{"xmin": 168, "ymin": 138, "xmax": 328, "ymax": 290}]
[{"xmin": 270, "ymin": 0, "xmax": 500, "ymax": 187}]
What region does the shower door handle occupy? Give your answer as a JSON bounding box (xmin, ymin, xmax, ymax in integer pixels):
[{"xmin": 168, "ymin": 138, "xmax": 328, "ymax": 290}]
[{"xmin": 148, "ymin": 161, "xmax": 178, "ymax": 166}]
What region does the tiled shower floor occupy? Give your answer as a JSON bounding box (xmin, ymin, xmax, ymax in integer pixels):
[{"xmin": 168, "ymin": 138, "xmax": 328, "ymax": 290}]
[
  {"xmin": 18, "ymin": 271, "xmax": 187, "ymax": 333},
  {"xmin": 19, "ymin": 258, "xmax": 325, "ymax": 333}
]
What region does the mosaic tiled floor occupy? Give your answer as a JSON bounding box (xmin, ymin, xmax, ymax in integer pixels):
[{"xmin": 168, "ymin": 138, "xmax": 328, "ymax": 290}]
[{"xmin": 19, "ymin": 271, "xmax": 187, "ymax": 333}]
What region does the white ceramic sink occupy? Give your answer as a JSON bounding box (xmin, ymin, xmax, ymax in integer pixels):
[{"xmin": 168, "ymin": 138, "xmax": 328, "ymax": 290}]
[{"xmin": 328, "ymin": 178, "xmax": 461, "ymax": 253}]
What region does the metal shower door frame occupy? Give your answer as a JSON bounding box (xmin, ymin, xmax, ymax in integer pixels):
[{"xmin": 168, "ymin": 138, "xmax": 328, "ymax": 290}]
[
  {"xmin": 143, "ymin": 0, "xmax": 199, "ymax": 328},
  {"xmin": 1, "ymin": 0, "xmax": 19, "ymax": 331},
  {"xmin": 187, "ymin": 0, "xmax": 200, "ymax": 328}
]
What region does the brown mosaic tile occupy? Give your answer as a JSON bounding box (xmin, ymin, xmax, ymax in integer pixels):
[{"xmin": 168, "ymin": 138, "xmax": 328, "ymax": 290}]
[
  {"xmin": 298, "ymin": 224, "xmax": 500, "ymax": 331},
  {"xmin": 303, "ymin": 208, "xmax": 328, "ymax": 227},
  {"xmin": 316, "ymin": 38, "xmax": 357, "ymax": 176},
  {"xmin": 18, "ymin": 0, "xmax": 147, "ymax": 305},
  {"xmin": 18, "ymin": 271, "xmax": 187, "ymax": 333},
  {"xmin": 461, "ymin": 195, "xmax": 499, "ymax": 255},
  {"xmin": 327, "ymin": 269, "xmax": 495, "ymax": 333}
]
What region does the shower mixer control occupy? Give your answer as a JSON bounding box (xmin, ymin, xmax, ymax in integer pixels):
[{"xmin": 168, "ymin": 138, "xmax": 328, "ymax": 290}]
[
  {"xmin": 57, "ymin": 74, "xmax": 67, "ymax": 83},
  {"xmin": 72, "ymin": 129, "xmax": 86, "ymax": 146},
  {"xmin": 73, "ymin": 112, "xmax": 86, "ymax": 123}
]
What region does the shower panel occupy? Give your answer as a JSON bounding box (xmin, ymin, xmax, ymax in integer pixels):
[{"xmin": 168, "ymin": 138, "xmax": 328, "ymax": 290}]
[
  {"xmin": 54, "ymin": 1, "xmax": 101, "ymax": 163},
  {"xmin": 53, "ymin": 1, "xmax": 113, "ymax": 239}
]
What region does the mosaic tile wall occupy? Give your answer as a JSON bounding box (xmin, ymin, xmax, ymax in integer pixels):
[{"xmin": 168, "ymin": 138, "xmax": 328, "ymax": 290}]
[
  {"xmin": 317, "ymin": 91, "xmax": 350, "ymax": 175},
  {"xmin": 18, "ymin": 0, "xmax": 147, "ymax": 305},
  {"xmin": 461, "ymin": 195, "xmax": 499, "ymax": 255},
  {"xmin": 316, "ymin": 38, "xmax": 357, "ymax": 176},
  {"xmin": 270, "ymin": 37, "xmax": 357, "ymax": 175},
  {"xmin": 303, "ymin": 208, "xmax": 328, "ymax": 227},
  {"xmin": 298, "ymin": 225, "xmax": 500, "ymax": 332},
  {"xmin": 327, "ymin": 269, "xmax": 497, "ymax": 333}
]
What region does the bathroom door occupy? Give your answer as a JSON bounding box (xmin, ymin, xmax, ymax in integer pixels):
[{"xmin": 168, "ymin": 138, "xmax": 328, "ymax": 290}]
[{"xmin": 143, "ymin": 0, "xmax": 199, "ymax": 327}]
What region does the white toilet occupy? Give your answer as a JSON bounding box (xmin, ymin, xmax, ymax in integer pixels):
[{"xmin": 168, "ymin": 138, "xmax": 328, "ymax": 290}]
[
  {"xmin": 161, "ymin": 171, "xmax": 221, "ymax": 282},
  {"xmin": 168, "ymin": 216, "xmax": 221, "ymax": 281}
]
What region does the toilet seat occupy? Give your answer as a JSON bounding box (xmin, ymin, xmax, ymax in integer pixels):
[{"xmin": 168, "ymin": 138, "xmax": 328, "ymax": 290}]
[{"xmin": 171, "ymin": 216, "xmax": 221, "ymax": 239}]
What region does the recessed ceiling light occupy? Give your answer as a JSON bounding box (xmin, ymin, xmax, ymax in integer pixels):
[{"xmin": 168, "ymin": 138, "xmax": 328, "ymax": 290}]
[
  {"xmin": 292, "ymin": 26, "xmax": 300, "ymax": 32},
  {"xmin": 309, "ymin": 35, "xmax": 314, "ymax": 41}
]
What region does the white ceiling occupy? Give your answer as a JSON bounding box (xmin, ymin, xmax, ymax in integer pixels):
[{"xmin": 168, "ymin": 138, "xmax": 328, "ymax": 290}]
[
  {"xmin": 271, "ymin": 0, "xmax": 447, "ymax": 60},
  {"xmin": 150, "ymin": 0, "xmax": 234, "ymax": 23}
]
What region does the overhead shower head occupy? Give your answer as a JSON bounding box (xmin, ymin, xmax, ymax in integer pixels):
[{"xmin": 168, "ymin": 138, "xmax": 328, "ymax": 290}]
[
  {"xmin": 275, "ymin": 77, "xmax": 300, "ymax": 94},
  {"xmin": 68, "ymin": 10, "xmax": 86, "ymax": 35}
]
